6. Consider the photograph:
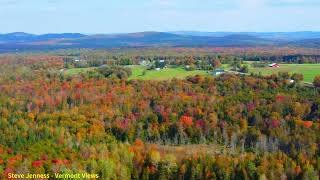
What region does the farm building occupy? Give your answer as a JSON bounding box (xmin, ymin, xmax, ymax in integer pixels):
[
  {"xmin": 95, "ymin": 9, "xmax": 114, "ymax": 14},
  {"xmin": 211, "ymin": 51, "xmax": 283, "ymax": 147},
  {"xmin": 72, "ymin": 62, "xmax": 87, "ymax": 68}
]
[
  {"xmin": 268, "ymin": 63, "xmax": 279, "ymax": 68},
  {"xmin": 211, "ymin": 69, "xmax": 225, "ymax": 76}
]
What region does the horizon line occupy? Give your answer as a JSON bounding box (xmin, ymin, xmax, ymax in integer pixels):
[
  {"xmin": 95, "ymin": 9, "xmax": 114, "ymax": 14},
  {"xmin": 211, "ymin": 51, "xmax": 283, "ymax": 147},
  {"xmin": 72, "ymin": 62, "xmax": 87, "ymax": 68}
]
[{"xmin": 1, "ymin": 30, "xmax": 320, "ymax": 36}]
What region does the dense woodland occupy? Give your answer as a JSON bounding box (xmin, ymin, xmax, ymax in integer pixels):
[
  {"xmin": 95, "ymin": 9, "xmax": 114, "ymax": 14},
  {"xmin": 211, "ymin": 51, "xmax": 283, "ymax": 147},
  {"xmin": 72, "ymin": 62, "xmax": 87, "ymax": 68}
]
[{"xmin": 0, "ymin": 49, "xmax": 319, "ymax": 179}]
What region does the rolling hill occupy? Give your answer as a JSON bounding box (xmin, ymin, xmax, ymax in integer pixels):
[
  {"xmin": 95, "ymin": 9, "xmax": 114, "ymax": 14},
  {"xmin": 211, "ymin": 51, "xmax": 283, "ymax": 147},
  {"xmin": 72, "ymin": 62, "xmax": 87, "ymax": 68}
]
[{"xmin": 0, "ymin": 31, "xmax": 319, "ymax": 52}]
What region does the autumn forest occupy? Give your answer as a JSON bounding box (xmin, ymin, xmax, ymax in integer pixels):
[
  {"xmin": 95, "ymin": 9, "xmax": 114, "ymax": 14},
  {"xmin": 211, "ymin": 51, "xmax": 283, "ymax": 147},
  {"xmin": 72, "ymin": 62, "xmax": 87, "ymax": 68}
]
[{"xmin": 0, "ymin": 48, "xmax": 319, "ymax": 180}]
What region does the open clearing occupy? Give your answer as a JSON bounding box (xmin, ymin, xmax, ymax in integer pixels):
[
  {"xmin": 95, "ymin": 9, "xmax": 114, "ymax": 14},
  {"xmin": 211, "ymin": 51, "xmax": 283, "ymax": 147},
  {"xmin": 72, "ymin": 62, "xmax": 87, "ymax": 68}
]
[
  {"xmin": 64, "ymin": 66, "xmax": 209, "ymax": 80},
  {"xmin": 63, "ymin": 64, "xmax": 320, "ymax": 82},
  {"xmin": 128, "ymin": 66, "xmax": 208, "ymax": 80},
  {"xmin": 249, "ymin": 64, "xmax": 320, "ymax": 82}
]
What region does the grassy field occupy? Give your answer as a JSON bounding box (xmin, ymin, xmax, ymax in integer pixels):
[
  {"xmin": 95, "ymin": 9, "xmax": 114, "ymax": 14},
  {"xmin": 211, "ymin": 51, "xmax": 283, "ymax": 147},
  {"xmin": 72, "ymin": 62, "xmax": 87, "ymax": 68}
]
[
  {"xmin": 249, "ymin": 64, "xmax": 320, "ymax": 82},
  {"xmin": 63, "ymin": 64, "xmax": 320, "ymax": 82},
  {"xmin": 128, "ymin": 66, "xmax": 208, "ymax": 80},
  {"xmin": 63, "ymin": 66, "xmax": 209, "ymax": 80}
]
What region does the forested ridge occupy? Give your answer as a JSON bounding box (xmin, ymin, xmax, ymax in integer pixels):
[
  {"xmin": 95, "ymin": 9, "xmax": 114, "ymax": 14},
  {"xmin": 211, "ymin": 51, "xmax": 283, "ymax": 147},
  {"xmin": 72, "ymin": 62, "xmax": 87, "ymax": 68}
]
[
  {"xmin": 1, "ymin": 32, "xmax": 320, "ymax": 52},
  {"xmin": 0, "ymin": 52, "xmax": 319, "ymax": 179},
  {"xmin": 59, "ymin": 47, "xmax": 320, "ymax": 65}
]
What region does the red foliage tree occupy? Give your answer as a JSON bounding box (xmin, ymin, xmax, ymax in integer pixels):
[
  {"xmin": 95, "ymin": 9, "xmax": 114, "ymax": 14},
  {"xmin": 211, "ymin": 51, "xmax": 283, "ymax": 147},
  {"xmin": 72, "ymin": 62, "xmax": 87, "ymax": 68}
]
[
  {"xmin": 180, "ymin": 115, "xmax": 193, "ymax": 127},
  {"xmin": 32, "ymin": 160, "xmax": 44, "ymax": 167},
  {"xmin": 303, "ymin": 121, "xmax": 313, "ymax": 128}
]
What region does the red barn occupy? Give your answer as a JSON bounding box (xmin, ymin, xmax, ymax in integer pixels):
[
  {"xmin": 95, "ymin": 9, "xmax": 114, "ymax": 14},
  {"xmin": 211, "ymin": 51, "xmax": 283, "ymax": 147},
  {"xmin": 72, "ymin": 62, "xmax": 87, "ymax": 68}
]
[{"xmin": 269, "ymin": 63, "xmax": 279, "ymax": 68}]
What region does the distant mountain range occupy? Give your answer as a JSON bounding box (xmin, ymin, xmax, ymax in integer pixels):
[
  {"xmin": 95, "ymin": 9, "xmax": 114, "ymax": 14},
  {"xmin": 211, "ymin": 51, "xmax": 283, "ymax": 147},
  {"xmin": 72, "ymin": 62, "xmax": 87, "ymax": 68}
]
[
  {"xmin": 170, "ymin": 31, "xmax": 320, "ymax": 40},
  {"xmin": 0, "ymin": 31, "xmax": 320, "ymax": 53},
  {"xmin": 0, "ymin": 32, "xmax": 85, "ymax": 43}
]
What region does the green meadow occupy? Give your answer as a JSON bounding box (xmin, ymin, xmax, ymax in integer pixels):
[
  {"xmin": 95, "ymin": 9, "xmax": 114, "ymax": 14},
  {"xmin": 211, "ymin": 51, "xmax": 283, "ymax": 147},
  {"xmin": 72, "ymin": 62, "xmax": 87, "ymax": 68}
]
[
  {"xmin": 249, "ymin": 64, "xmax": 320, "ymax": 82},
  {"xmin": 128, "ymin": 66, "xmax": 209, "ymax": 80},
  {"xmin": 63, "ymin": 64, "xmax": 320, "ymax": 82},
  {"xmin": 64, "ymin": 66, "xmax": 209, "ymax": 80}
]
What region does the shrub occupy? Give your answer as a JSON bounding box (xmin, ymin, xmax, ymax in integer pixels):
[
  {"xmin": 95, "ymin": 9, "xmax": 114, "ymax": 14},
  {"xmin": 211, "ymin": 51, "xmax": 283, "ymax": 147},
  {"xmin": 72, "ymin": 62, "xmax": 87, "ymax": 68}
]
[{"xmin": 313, "ymin": 75, "xmax": 320, "ymax": 87}]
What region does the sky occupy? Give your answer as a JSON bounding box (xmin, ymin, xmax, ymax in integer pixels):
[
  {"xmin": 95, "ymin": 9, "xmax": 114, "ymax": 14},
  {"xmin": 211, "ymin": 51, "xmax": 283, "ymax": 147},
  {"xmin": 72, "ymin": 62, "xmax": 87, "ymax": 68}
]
[{"xmin": 0, "ymin": 0, "xmax": 319, "ymax": 34}]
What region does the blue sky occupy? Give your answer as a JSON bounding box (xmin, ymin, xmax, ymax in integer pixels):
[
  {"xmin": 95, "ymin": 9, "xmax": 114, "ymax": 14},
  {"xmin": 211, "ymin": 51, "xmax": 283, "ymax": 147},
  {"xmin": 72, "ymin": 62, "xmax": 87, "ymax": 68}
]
[{"xmin": 0, "ymin": 0, "xmax": 319, "ymax": 34}]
